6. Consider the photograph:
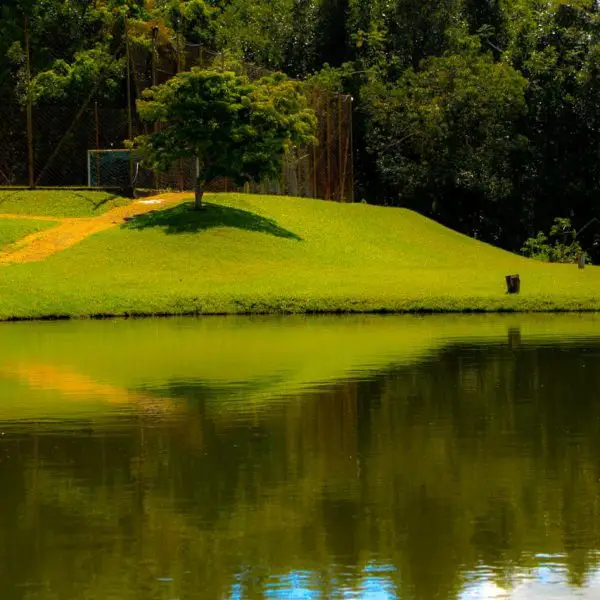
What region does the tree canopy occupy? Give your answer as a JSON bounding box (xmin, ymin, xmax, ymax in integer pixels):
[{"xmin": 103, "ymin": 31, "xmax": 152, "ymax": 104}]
[{"xmin": 134, "ymin": 67, "xmax": 316, "ymax": 208}]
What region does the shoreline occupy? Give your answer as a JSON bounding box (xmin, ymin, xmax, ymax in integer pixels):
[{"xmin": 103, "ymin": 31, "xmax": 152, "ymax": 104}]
[{"xmin": 2, "ymin": 299, "xmax": 600, "ymax": 323}]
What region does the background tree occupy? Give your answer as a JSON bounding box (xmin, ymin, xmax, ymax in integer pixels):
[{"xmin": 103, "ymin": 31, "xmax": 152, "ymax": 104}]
[
  {"xmin": 133, "ymin": 67, "xmax": 317, "ymax": 209},
  {"xmin": 506, "ymin": 1, "xmax": 600, "ymax": 243},
  {"xmin": 363, "ymin": 38, "xmax": 527, "ymax": 242}
]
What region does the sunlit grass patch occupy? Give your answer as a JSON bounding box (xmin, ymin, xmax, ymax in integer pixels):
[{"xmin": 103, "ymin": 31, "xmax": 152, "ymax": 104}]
[
  {"xmin": 0, "ymin": 190, "xmax": 130, "ymax": 218},
  {"xmin": 0, "ymin": 218, "xmax": 59, "ymax": 249}
]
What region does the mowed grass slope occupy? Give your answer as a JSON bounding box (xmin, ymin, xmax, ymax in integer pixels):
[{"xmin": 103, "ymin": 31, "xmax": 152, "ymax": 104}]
[
  {"xmin": 0, "ymin": 191, "xmax": 599, "ymax": 318},
  {"xmin": 0, "ymin": 218, "xmax": 59, "ymax": 250},
  {"xmin": 0, "ymin": 190, "xmax": 130, "ymax": 217}
]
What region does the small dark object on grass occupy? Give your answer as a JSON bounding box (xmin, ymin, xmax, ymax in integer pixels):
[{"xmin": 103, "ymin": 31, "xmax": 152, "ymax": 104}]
[{"xmin": 505, "ymin": 274, "xmax": 521, "ymax": 294}]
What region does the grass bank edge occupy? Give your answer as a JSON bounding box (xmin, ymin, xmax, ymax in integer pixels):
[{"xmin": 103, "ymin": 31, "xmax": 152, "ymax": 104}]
[{"xmin": 0, "ymin": 293, "xmax": 600, "ymax": 322}]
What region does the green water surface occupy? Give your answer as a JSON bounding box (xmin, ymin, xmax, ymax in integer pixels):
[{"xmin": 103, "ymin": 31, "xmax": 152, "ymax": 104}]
[{"xmin": 1, "ymin": 314, "xmax": 600, "ymax": 599}]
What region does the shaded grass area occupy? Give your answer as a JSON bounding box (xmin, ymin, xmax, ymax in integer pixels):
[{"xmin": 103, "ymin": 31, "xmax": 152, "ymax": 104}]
[
  {"xmin": 0, "ymin": 218, "xmax": 58, "ymax": 249},
  {"xmin": 0, "ymin": 190, "xmax": 130, "ymax": 218},
  {"xmin": 125, "ymin": 201, "xmax": 302, "ymax": 240},
  {"xmin": 0, "ymin": 192, "xmax": 599, "ymax": 319}
]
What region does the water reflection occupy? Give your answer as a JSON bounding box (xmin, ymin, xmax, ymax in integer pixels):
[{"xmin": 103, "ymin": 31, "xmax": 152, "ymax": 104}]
[{"xmin": 0, "ymin": 316, "xmax": 600, "ymax": 599}]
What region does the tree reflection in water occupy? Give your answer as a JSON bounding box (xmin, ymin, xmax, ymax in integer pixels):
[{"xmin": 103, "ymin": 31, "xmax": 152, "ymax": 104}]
[{"xmin": 1, "ymin": 334, "xmax": 600, "ymax": 599}]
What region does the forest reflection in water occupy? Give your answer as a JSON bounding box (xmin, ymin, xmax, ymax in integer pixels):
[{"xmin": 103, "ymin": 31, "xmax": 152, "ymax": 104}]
[{"xmin": 0, "ymin": 316, "xmax": 599, "ymax": 599}]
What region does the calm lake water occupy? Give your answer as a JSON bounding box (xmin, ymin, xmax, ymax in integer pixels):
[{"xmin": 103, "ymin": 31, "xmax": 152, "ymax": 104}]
[{"xmin": 1, "ymin": 314, "xmax": 600, "ymax": 600}]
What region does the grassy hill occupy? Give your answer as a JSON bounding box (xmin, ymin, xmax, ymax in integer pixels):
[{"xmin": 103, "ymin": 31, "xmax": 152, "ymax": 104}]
[{"xmin": 0, "ymin": 190, "xmax": 598, "ymax": 319}]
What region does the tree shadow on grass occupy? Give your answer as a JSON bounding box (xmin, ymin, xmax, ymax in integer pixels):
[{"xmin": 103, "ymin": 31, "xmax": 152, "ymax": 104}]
[
  {"xmin": 123, "ymin": 201, "xmax": 303, "ymax": 241},
  {"xmin": 71, "ymin": 191, "xmax": 120, "ymax": 211}
]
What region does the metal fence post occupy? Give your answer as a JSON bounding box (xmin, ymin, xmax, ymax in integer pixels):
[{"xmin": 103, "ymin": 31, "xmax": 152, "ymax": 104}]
[
  {"xmin": 338, "ymin": 94, "xmax": 343, "ymax": 201},
  {"xmin": 24, "ymin": 16, "xmax": 35, "ymax": 189},
  {"xmin": 326, "ymin": 91, "xmax": 332, "ymax": 200},
  {"xmin": 94, "ymin": 101, "xmax": 101, "ymax": 187},
  {"xmin": 125, "ymin": 18, "xmax": 134, "ymax": 195},
  {"xmin": 349, "ymin": 96, "xmax": 355, "ymax": 203}
]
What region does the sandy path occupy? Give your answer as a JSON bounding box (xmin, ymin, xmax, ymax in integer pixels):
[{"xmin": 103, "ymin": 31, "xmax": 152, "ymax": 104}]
[{"xmin": 0, "ymin": 192, "xmax": 188, "ymax": 265}]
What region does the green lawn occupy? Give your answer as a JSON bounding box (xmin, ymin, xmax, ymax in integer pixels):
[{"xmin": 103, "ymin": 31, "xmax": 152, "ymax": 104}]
[
  {"xmin": 0, "ymin": 218, "xmax": 58, "ymax": 249},
  {"xmin": 0, "ymin": 191, "xmax": 599, "ymax": 319},
  {"xmin": 0, "ymin": 189, "xmax": 130, "ymax": 217}
]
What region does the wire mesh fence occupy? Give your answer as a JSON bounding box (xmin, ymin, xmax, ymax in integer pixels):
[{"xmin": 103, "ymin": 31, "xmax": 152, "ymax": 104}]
[
  {"xmin": 0, "ymin": 38, "xmax": 353, "ymax": 202},
  {"xmin": 0, "ymin": 102, "xmax": 28, "ymax": 187}
]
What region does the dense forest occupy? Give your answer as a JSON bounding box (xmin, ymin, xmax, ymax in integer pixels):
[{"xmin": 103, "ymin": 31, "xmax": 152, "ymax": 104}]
[{"xmin": 2, "ymin": 0, "xmax": 600, "ymax": 255}]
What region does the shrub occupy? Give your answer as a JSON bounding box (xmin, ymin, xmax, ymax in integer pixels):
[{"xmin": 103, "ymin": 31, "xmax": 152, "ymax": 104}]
[{"xmin": 521, "ymin": 218, "xmax": 589, "ymax": 264}]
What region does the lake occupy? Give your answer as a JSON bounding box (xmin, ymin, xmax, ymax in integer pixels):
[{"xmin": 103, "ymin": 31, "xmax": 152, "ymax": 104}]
[{"xmin": 1, "ymin": 314, "xmax": 600, "ymax": 599}]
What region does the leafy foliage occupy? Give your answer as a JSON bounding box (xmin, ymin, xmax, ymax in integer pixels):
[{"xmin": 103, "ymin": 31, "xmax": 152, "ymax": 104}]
[
  {"xmin": 30, "ymin": 46, "xmax": 125, "ymax": 104},
  {"xmin": 363, "ymin": 45, "xmax": 527, "ymax": 239},
  {"xmin": 521, "ymin": 217, "xmax": 588, "ymax": 264}
]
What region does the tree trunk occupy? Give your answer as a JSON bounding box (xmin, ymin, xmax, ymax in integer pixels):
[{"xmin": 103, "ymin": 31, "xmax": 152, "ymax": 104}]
[
  {"xmin": 194, "ymin": 179, "xmax": 204, "ymax": 210},
  {"xmin": 194, "ymin": 157, "xmax": 204, "ymax": 210},
  {"xmin": 505, "ymin": 274, "xmax": 521, "ymax": 294}
]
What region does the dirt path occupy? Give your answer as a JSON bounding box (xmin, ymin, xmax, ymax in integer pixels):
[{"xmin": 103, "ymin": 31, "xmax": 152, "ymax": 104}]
[{"xmin": 0, "ymin": 192, "xmax": 187, "ymax": 265}]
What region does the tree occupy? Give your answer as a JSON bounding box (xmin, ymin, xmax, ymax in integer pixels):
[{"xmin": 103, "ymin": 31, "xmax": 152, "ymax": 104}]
[
  {"xmin": 505, "ymin": 1, "xmax": 600, "ymax": 237},
  {"xmin": 362, "ymin": 40, "xmax": 527, "ymax": 242},
  {"xmin": 384, "ymin": 0, "xmax": 463, "ymax": 69},
  {"xmin": 133, "ymin": 67, "xmax": 317, "ymax": 209},
  {"xmin": 315, "ymin": 0, "xmax": 351, "ymax": 68}
]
